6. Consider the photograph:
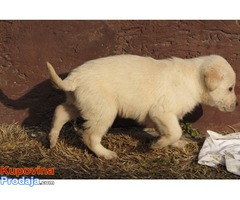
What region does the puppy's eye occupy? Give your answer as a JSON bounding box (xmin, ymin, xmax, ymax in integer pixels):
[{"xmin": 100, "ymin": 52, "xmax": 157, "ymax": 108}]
[{"xmin": 228, "ymin": 87, "xmax": 233, "ymax": 92}]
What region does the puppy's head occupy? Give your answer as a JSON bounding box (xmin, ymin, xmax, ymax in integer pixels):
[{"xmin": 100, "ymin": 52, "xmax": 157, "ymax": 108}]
[{"xmin": 202, "ymin": 55, "xmax": 237, "ymax": 112}]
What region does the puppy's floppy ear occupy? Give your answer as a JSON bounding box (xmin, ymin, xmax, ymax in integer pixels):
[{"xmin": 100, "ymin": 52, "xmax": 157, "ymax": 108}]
[{"xmin": 204, "ymin": 66, "xmax": 223, "ymax": 91}]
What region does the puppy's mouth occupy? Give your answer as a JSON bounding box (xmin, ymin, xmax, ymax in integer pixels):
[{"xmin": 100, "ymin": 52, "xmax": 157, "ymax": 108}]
[{"xmin": 219, "ymin": 105, "xmax": 236, "ymax": 112}]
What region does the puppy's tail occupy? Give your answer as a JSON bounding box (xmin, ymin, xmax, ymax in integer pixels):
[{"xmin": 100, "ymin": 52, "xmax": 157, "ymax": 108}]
[{"xmin": 46, "ymin": 62, "xmax": 74, "ymax": 92}]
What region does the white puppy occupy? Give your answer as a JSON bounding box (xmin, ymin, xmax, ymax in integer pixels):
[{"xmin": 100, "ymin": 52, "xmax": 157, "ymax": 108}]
[{"xmin": 47, "ymin": 55, "xmax": 237, "ymax": 159}]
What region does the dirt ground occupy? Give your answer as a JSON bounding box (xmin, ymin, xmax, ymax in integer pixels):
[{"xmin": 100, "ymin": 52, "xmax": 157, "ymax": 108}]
[{"xmin": 0, "ymin": 123, "xmax": 239, "ymax": 179}]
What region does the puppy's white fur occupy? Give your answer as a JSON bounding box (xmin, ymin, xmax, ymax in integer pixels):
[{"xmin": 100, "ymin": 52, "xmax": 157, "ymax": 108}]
[{"xmin": 47, "ymin": 55, "xmax": 237, "ymax": 159}]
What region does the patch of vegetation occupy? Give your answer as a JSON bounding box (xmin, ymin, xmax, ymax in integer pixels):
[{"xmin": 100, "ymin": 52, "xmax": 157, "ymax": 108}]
[
  {"xmin": 0, "ymin": 123, "xmax": 238, "ymax": 179},
  {"xmin": 181, "ymin": 123, "xmax": 201, "ymax": 137}
]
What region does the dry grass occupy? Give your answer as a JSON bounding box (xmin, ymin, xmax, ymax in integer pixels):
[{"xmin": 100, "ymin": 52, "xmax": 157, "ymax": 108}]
[{"xmin": 0, "ymin": 123, "xmax": 239, "ymax": 179}]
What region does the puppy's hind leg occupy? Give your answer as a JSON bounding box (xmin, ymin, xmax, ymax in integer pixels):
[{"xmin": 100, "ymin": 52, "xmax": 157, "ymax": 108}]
[
  {"xmin": 49, "ymin": 103, "xmax": 79, "ymax": 148},
  {"xmin": 82, "ymin": 108, "xmax": 118, "ymax": 160}
]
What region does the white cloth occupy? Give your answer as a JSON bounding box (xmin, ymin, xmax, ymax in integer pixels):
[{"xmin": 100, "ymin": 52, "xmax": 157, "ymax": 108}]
[{"xmin": 198, "ymin": 130, "xmax": 240, "ymax": 176}]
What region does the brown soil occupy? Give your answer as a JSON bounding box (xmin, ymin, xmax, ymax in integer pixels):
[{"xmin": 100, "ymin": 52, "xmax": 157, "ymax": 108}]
[{"xmin": 0, "ymin": 123, "xmax": 239, "ymax": 179}]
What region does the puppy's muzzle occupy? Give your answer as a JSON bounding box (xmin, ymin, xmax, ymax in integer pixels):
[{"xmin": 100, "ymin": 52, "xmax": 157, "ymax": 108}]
[
  {"xmin": 218, "ymin": 101, "xmax": 238, "ymax": 112},
  {"xmin": 224, "ymin": 101, "xmax": 238, "ymax": 112}
]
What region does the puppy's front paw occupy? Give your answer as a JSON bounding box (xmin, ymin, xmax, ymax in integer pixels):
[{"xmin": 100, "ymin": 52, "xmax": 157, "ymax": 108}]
[
  {"xmin": 171, "ymin": 139, "xmax": 189, "ymax": 149},
  {"xmin": 98, "ymin": 150, "xmax": 118, "ymax": 160},
  {"xmin": 150, "ymin": 140, "xmax": 165, "ymax": 150}
]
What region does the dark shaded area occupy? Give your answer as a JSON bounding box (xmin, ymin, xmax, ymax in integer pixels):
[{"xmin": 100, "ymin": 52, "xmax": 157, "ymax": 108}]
[
  {"xmin": 0, "ymin": 73, "xmax": 68, "ymax": 128},
  {"xmin": 182, "ymin": 104, "xmax": 203, "ymax": 123}
]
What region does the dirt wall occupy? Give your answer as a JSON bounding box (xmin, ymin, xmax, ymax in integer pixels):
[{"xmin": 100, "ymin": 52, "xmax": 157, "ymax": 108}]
[{"xmin": 1, "ymin": 20, "xmax": 240, "ymax": 131}]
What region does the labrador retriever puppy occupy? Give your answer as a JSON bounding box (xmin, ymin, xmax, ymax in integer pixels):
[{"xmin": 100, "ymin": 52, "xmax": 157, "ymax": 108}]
[{"xmin": 47, "ymin": 54, "xmax": 237, "ymax": 159}]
